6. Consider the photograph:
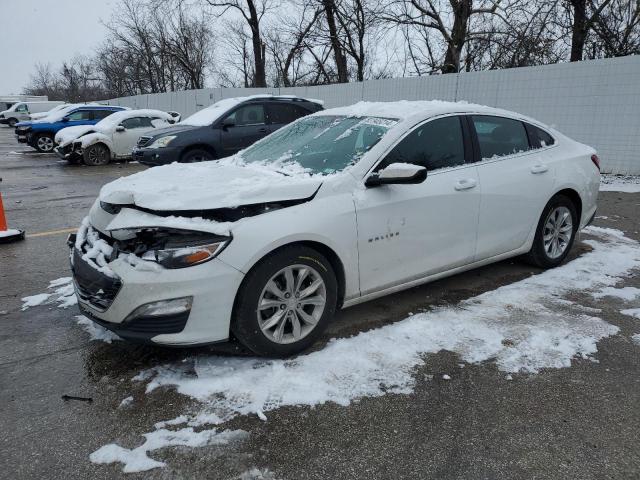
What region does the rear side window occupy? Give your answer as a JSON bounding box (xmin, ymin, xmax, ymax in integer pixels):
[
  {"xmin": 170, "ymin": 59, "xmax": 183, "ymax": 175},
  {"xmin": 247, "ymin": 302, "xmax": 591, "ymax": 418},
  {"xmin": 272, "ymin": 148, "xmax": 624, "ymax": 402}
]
[
  {"xmin": 526, "ymin": 123, "xmax": 555, "ymax": 148},
  {"xmin": 472, "ymin": 116, "xmax": 529, "ymax": 159},
  {"xmin": 93, "ymin": 109, "xmax": 115, "ymax": 120},
  {"xmin": 267, "ymin": 103, "xmax": 310, "ymax": 124},
  {"xmin": 377, "ymin": 116, "xmax": 465, "ymax": 172}
]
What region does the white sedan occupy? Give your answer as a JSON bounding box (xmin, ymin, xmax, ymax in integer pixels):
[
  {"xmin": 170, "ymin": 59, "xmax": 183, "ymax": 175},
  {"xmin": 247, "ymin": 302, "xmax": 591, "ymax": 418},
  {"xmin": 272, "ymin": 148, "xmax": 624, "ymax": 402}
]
[
  {"xmin": 55, "ymin": 109, "xmax": 179, "ymax": 166},
  {"xmin": 69, "ymin": 100, "xmax": 600, "ymax": 356}
]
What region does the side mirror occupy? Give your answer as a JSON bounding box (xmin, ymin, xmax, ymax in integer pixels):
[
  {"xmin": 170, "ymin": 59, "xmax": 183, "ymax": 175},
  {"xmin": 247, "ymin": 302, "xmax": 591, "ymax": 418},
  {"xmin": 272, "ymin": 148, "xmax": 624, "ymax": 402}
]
[
  {"xmin": 365, "ymin": 163, "xmax": 427, "ymax": 188},
  {"xmin": 115, "ymin": 125, "xmax": 125, "ymax": 132},
  {"xmin": 222, "ymin": 117, "xmax": 235, "ymax": 129}
]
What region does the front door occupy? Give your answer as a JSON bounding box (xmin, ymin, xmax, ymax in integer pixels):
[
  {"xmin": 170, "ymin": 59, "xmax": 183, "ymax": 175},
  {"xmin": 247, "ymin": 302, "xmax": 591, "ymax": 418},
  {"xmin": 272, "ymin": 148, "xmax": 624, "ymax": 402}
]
[
  {"xmin": 355, "ymin": 115, "xmax": 481, "ymax": 295},
  {"xmin": 219, "ymin": 104, "xmax": 268, "ymax": 156}
]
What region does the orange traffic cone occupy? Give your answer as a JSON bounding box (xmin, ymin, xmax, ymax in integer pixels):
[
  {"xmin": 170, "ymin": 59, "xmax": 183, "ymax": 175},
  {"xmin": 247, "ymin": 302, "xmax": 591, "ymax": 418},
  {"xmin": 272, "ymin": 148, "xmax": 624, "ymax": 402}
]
[{"xmin": 0, "ymin": 191, "xmax": 25, "ymax": 243}]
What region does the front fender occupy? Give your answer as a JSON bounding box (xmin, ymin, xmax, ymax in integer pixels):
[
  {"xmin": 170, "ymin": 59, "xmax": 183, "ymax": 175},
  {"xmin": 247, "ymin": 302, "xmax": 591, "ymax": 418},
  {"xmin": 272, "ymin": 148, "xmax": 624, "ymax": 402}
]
[{"xmin": 80, "ymin": 133, "xmax": 113, "ymax": 153}]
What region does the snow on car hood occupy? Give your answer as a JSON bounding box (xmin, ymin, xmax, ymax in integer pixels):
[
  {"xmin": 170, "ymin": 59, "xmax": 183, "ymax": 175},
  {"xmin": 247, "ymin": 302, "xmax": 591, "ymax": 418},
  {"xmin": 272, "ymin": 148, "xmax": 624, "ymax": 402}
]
[
  {"xmin": 55, "ymin": 125, "xmax": 95, "ymax": 145},
  {"xmin": 99, "ymin": 160, "xmax": 323, "ymax": 211}
]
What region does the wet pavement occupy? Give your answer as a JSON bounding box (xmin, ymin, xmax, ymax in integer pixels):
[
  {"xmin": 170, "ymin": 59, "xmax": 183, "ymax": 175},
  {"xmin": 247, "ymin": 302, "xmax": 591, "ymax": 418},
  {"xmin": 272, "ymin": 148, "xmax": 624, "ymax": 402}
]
[{"xmin": 1, "ymin": 125, "xmax": 639, "ymax": 479}]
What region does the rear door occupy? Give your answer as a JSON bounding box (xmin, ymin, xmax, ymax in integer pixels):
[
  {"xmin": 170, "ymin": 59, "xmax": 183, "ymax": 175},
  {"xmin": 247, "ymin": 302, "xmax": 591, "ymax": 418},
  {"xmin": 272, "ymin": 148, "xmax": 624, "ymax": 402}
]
[
  {"xmin": 219, "ymin": 103, "xmax": 268, "ymax": 156},
  {"xmin": 355, "ymin": 115, "xmax": 481, "ymax": 295},
  {"xmin": 470, "ymin": 115, "xmax": 556, "ymax": 260},
  {"xmin": 266, "ymin": 102, "xmax": 312, "ymax": 134}
]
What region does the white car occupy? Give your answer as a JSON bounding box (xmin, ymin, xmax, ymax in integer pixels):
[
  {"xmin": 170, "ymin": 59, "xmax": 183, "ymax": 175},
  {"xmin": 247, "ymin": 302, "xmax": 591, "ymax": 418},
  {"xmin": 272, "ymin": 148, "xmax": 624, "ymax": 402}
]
[
  {"xmin": 29, "ymin": 103, "xmax": 71, "ymax": 121},
  {"xmin": 55, "ymin": 109, "xmax": 179, "ymax": 166},
  {"xmin": 70, "ymin": 100, "xmax": 600, "ymax": 356}
]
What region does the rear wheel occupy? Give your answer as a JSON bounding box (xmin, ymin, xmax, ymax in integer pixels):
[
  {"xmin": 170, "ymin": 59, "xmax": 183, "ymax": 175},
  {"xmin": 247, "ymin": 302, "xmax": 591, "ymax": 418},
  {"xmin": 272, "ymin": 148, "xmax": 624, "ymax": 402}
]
[
  {"xmin": 181, "ymin": 149, "xmax": 214, "ymax": 163},
  {"xmin": 34, "ymin": 133, "xmax": 55, "ymax": 153},
  {"xmin": 525, "ymin": 194, "xmax": 578, "ymax": 268},
  {"xmin": 232, "ymin": 246, "xmax": 338, "ymax": 357},
  {"xmin": 83, "ymin": 143, "xmax": 111, "ymax": 166}
]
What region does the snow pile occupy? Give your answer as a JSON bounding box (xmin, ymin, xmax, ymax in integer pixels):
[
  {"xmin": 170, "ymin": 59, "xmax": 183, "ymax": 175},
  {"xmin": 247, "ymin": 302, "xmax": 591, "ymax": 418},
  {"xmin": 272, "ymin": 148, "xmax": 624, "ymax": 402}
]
[
  {"xmin": 621, "ymin": 308, "xmax": 640, "ymax": 319},
  {"xmin": 21, "ymin": 277, "xmax": 76, "ymax": 310},
  {"xmin": 85, "ymin": 226, "xmax": 640, "ymax": 474},
  {"xmin": 99, "ymin": 159, "xmax": 322, "ymax": 211},
  {"xmin": 632, "ymin": 334, "xmax": 640, "ymax": 346},
  {"xmin": 90, "ymin": 427, "xmax": 247, "ymax": 473},
  {"xmin": 21, "ymin": 277, "xmax": 119, "ymax": 343},
  {"xmin": 600, "ymin": 175, "xmax": 640, "ymax": 193},
  {"xmin": 0, "ymin": 229, "xmax": 23, "ymax": 238},
  {"xmin": 592, "ymin": 286, "xmax": 640, "ymax": 300}
]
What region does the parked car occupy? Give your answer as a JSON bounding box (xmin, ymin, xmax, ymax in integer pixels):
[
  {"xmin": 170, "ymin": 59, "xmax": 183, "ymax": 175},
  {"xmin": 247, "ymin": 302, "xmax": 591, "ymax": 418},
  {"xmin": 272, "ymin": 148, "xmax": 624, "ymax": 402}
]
[
  {"xmin": 69, "ymin": 100, "xmax": 599, "ymax": 356},
  {"xmin": 14, "ymin": 105, "xmax": 127, "ymax": 153},
  {"xmin": 54, "ymin": 109, "xmax": 180, "ymax": 166},
  {"xmin": 132, "ymin": 95, "xmax": 323, "ymax": 166},
  {"xmin": 29, "ymin": 103, "xmax": 71, "ymax": 121},
  {"xmin": 0, "ymin": 101, "xmax": 65, "ymax": 127}
]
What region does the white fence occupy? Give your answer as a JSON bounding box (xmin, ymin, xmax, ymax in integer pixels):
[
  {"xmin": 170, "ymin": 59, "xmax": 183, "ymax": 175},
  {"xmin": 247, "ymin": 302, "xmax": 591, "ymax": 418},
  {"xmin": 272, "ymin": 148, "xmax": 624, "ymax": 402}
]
[{"xmin": 107, "ymin": 55, "xmax": 640, "ymax": 174}]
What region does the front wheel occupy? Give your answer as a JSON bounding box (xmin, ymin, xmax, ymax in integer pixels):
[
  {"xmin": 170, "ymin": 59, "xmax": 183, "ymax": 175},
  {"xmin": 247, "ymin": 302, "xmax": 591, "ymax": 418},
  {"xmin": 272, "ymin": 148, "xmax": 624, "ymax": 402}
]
[
  {"xmin": 181, "ymin": 149, "xmax": 214, "ymax": 163},
  {"xmin": 8, "ymin": 118, "xmax": 18, "ymax": 128},
  {"xmin": 232, "ymin": 246, "xmax": 338, "ymax": 357},
  {"xmin": 34, "ymin": 133, "xmax": 55, "ymax": 153},
  {"xmin": 83, "ymin": 144, "xmax": 111, "ymax": 166},
  {"xmin": 525, "ymin": 194, "xmax": 578, "ymax": 268}
]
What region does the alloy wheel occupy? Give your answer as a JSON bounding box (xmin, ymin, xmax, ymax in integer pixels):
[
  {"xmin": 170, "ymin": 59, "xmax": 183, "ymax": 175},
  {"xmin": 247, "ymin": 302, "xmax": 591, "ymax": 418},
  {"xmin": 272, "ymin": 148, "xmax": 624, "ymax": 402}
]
[
  {"xmin": 37, "ymin": 136, "xmax": 54, "ymax": 152},
  {"xmin": 257, "ymin": 264, "xmax": 327, "ymax": 344},
  {"xmin": 543, "ymin": 206, "xmax": 573, "ymax": 259}
]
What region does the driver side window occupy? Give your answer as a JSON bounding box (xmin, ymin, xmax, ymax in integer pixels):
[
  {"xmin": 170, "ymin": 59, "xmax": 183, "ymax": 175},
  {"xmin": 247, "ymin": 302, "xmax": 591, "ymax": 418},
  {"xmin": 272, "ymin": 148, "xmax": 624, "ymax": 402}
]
[
  {"xmin": 121, "ymin": 117, "xmax": 154, "ymax": 129},
  {"xmin": 226, "ymin": 104, "xmax": 265, "ymax": 126},
  {"xmin": 66, "ymin": 110, "xmax": 92, "ymax": 121},
  {"xmin": 16, "ymin": 104, "xmax": 28, "ymax": 112},
  {"xmin": 376, "ymin": 116, "xmax": 466, "ymax": 172}
]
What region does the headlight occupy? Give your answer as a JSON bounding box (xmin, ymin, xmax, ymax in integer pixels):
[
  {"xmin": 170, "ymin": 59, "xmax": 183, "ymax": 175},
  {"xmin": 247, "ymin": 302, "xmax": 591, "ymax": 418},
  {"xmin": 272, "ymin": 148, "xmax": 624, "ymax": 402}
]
[
  {"xmin": 147, "ymin": 135, "xmax": 176, "ymax": 149},
  {"xmin": 139, "ymin": 231, "xmax": 231, "ymax": 269}
]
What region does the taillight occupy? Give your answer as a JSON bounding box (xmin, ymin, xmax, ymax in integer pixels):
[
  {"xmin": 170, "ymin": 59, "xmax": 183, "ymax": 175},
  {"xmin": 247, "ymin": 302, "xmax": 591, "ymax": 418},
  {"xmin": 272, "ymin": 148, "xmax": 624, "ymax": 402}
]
[{"xmin": 591, "ymin": 154, "xmax": 600, "ymax": 172}]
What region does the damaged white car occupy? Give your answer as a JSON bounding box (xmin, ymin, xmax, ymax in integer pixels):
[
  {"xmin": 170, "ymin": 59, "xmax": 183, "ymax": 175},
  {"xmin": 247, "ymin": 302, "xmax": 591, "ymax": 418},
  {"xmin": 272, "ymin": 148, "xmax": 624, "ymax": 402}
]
[
  {"xmin": 69, "ymin": 100, "xmax": 600, "ymax": 356},
  {"xmin": 55, "ymin": 109, "xmax": 180, "ymax": 166}
]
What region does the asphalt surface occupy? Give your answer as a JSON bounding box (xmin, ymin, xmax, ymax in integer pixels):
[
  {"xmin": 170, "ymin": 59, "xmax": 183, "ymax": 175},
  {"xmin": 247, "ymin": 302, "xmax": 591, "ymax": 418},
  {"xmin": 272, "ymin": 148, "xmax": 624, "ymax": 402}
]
[{"xmin": 1, "ymin": 125, "xmax": 639, "ymax": 479}]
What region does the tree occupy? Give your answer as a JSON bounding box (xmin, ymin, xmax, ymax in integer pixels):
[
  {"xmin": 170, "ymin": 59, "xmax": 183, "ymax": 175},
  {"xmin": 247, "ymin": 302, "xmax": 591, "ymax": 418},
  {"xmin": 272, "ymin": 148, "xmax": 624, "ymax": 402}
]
[{"xmin": 205, "ymin": 0, "xmax": 270, "ymax": 87}]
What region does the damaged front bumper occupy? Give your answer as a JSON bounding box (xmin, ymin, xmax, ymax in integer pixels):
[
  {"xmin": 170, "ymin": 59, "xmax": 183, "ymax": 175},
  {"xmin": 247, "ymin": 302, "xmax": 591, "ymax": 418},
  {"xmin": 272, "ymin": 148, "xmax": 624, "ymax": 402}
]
[
  {"xmin": 68, "ymin": 223, "xmax": 244, "ymax": 346},
  {"xmin": 55, "ymin": 142, "xmax": 83, "ymax": 162}
]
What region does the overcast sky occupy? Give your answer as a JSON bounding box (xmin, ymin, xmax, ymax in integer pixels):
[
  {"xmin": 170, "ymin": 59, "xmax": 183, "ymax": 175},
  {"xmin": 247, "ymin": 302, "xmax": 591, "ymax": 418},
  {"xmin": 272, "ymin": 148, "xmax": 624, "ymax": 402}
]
[{"xmin": 0, "ymin": 0, "xmax": 117, "ymax": 94}]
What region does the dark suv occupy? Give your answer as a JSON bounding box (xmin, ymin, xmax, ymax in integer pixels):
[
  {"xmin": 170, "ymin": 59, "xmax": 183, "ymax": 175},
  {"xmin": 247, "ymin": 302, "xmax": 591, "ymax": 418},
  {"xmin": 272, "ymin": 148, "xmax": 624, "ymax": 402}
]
[{"xmin": 133, "ymin": 96, "xmax": 323, "ymax": 166}]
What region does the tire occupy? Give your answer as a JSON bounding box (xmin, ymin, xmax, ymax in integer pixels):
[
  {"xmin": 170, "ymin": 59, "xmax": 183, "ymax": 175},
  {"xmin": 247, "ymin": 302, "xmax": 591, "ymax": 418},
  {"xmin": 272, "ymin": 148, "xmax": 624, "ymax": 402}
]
[
  {"xmin": 83, "ymin": 144, "xmax": 111, "ymax": 166},
  {"xmin": 8, "ymin": 118, "xmax": 18, "ymax": 128},
  {"xmin": 232, "ymin": 245, "xmax": 338, "ymax": 357},
  {"xmin": 524, "ymin": 194, "xmax": 578, "ymax": 269},
  {"xmin": 181, "ymin": 148, "xmax": 214, "ymax": 163},
  {"xmin": 34, "ymin": 133, "xmax": 55, "ymax": 153}
]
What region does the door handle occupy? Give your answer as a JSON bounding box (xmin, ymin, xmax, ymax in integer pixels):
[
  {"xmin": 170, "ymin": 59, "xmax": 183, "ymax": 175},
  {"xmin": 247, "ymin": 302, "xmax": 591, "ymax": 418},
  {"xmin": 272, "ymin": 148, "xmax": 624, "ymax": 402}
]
[
  {"xmin": 530, "ymin": 164, "xmax": 548, "ymax": 174},
  {"xmin": 454, "ymin": 178, "xmax": 477, "ymax": 191}
]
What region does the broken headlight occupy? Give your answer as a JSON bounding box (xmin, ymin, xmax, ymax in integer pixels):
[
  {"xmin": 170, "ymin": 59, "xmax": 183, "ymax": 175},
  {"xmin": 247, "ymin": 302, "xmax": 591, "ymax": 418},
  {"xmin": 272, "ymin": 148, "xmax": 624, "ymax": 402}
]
[{"xmin": 139, "ymin": 231, "xmax": 230, "ymax": 269}]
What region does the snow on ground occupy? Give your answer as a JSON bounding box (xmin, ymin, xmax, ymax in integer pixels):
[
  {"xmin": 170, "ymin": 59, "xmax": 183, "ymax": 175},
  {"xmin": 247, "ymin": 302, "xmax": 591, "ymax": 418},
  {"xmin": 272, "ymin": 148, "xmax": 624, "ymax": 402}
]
[
  {"xmin": 92, "ymin": 226, "xmax": 640, "ymax": 473},
  {"xmin": 592, "ymin": 286, "xmax": 640, "ymax": 301},
  {"xmin": 632, "ymin": 334, "xmax": 640, "ymax": 346},
  {"xmin": 621, "ymin": 308, "xmax": 640, "ymax": 319},
  {"xmin": 0, "ymin": 228, "xmax": 23, "ymax": 238},
  {"xmin": 600, "ymin": 174, "xmax": 640, "ymax": 193},
  {"xmin": 90, "ymin": 427, "xmax": 247, "ymax": 473},
  {"xmin": 21, "ymin": 277, "xmax": 119, "ymax": 342}
]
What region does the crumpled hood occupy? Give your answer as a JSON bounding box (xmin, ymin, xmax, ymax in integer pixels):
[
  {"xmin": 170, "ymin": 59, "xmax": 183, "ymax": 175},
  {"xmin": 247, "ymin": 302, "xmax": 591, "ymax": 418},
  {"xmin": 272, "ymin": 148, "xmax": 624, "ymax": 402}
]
[
  {"xmin": 99, "ymin": 160, "xmax": 323, "ymax": 211},
  {"xmin": 55, "ymin": 125, "xmax": 95, "ymax": 145}
]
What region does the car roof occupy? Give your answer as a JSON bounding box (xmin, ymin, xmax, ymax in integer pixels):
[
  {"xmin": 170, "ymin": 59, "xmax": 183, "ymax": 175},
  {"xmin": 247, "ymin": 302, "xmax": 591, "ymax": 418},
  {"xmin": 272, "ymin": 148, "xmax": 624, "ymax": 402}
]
[
  {"xmin": 240, "ymin": 95, "xmax": 323, "ymax": 106},
  {"xmin": 316, "ymin": 100, "xmax": 536, "ymax": 126}
]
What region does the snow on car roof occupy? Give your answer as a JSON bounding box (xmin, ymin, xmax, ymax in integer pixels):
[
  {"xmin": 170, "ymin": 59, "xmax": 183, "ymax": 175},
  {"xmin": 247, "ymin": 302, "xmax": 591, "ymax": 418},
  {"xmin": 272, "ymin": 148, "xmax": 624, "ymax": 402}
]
[
  {"xmin": 317, "ymin": 100, "xmax": 528, "ymax": 124},
  {"xmin": 179, "ymin": 94, "xmax": 322, "ymax": 127},
  {"xmin": 95, "ymin": 109, "xmax": 173, "ymax": 130}
]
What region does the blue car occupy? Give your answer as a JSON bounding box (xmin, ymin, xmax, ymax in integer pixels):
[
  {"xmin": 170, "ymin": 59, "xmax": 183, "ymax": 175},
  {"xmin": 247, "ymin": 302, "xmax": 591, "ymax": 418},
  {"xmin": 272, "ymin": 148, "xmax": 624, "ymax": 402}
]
[{"xmin": 14, "ymin": 105, "xmax": 127, "ymax": 153}]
